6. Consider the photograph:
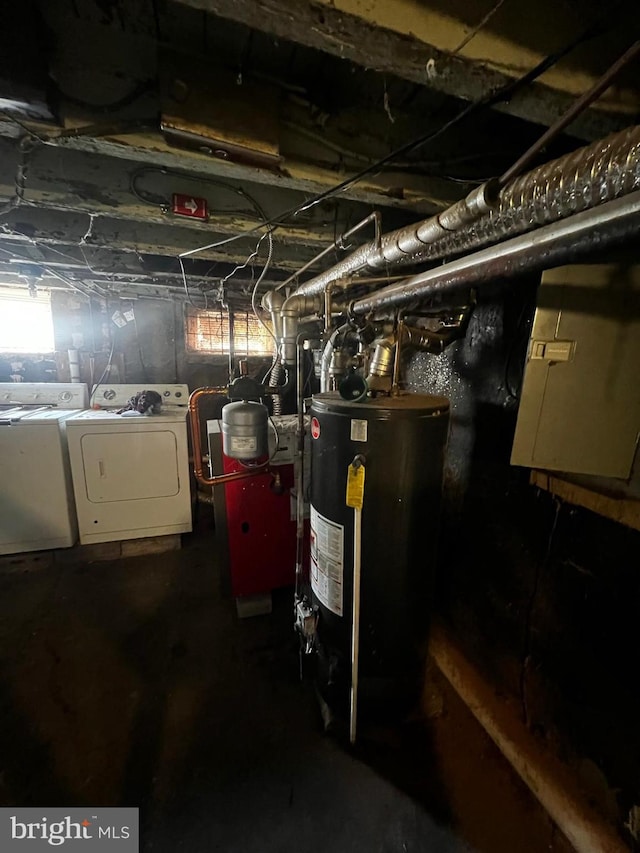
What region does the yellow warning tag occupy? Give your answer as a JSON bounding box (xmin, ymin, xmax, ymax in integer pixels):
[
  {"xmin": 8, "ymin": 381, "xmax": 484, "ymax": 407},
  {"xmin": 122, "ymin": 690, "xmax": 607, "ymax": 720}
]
[{"xmin": 346, "ymin": 463, "xmax": 365, "ymax": 510}]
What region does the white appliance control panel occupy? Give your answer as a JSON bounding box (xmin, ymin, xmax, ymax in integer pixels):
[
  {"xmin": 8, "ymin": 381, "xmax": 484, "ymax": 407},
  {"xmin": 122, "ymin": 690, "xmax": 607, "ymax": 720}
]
[
  {"xmin": 90, "ymin": 384, "xmax": 190, "ymax": 408},
  {"xmin": 0, "ymin": 382, "xmax": 89, "ymax": 409}
]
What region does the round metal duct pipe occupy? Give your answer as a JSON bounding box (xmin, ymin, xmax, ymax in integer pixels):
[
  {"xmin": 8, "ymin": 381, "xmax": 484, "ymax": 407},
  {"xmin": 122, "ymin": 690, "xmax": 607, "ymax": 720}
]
[
  {"xmin": 349, "ymin": 190, "xmax": 640, "ymax": 315},
  {"xmin": 288, "ymin": 125, "xmax": 640, "ymax": 299}
]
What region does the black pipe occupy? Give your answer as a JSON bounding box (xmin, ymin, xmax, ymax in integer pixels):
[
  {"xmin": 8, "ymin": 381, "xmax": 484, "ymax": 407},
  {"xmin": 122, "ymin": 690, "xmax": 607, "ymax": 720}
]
[{"xmin": 499, "ymin": 40, "xmax": 640, "ymax": 187}]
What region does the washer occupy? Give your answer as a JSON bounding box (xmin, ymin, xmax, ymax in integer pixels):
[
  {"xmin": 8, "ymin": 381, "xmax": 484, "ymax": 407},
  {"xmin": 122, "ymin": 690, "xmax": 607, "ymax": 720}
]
[
  {"xmin": 66, "ymin": 384, "xmax": 192, "ymax": 545},
  {"xmin": 0, "ymin": 382, "xmax": 89, "ymax": 555}
]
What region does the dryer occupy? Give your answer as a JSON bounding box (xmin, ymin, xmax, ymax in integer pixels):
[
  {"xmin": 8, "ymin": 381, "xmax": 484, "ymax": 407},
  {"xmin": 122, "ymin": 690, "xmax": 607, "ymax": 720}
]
[
  {"xmin": 66, "ymin": 384, "xmax": 192, "ymax": 545},
  {"xmin": 0, "ymin": 382, "xmax": 89, "ymax": 554}
]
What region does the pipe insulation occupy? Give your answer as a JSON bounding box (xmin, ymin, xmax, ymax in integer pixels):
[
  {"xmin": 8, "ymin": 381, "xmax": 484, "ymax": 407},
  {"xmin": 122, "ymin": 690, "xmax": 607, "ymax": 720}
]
[
  {"xmin": 350, "ymin": 189, "xmax": 640, "ymax": 314},
  {"xmin": 290, "ymin": 125, "xmax": 640, "ymax": 298},
  {"xmin": 430, "ymin": 624, "xmax": 628, "ymax": 853}
]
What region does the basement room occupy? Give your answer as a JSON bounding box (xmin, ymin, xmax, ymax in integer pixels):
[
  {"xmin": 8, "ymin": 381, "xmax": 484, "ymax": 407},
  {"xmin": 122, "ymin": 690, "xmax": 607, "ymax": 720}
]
[{"xmin": 0, "ymin": 1, "xmax": 639, "ymax": 851}]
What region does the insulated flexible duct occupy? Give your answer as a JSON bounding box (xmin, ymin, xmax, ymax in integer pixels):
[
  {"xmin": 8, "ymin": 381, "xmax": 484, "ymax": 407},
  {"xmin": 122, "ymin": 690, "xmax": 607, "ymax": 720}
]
[
  {"xmin": 289, "ymin": 125, "xmax": 640, "ymax": 298},
  {"xmin": 350, "ymin": 190, "xmax": 640, "ymax": 314},
  {"xmin": 405, "ymin": 124, "xmax": 640, "ymax": 266}
]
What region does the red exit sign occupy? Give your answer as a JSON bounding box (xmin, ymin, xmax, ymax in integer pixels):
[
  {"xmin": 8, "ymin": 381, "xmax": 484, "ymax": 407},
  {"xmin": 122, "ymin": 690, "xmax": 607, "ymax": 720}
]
[{"xmin": 172, "ymin": 193, "xmax": 208, "ymax": 220}]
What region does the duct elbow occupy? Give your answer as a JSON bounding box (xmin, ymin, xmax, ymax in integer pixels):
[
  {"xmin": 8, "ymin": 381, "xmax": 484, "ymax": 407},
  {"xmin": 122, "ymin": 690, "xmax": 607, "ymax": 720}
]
[
  {"xmin": 262, "ymin": 289, "xmax": 285, "ymax": 342},
  {"xmin": 280, "ymin": 293, "xmax": 321, "ymax": 365},
  {"xmin": 437, "ymin": 180, "xmax": 501, "ymax": 233}
]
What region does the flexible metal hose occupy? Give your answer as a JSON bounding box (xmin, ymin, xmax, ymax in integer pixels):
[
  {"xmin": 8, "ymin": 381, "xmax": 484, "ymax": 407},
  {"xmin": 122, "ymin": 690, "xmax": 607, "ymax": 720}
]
[{"xmin": 269, "ymin": 354, "xmax": 285, "ymax": 415}]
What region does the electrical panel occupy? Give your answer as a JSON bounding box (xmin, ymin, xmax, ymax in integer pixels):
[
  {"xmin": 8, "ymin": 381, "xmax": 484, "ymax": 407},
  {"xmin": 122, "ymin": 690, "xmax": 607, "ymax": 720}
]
[{"xmin": 511, "ymin": 264, "xmax": 640, "ymax": 478}]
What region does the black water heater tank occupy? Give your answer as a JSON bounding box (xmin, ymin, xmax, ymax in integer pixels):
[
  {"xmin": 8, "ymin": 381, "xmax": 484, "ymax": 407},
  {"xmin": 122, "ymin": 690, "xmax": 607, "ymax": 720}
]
[{"xmin": 309, "ymin": 391, "xmax": 450, "ymax": 719}]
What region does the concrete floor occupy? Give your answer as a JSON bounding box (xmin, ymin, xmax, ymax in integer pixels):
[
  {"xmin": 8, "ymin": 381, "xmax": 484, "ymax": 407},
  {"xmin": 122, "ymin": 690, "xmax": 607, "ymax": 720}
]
[{"xmin": 0, "ymin": 527, "xmax": 572, "ymax": 852}]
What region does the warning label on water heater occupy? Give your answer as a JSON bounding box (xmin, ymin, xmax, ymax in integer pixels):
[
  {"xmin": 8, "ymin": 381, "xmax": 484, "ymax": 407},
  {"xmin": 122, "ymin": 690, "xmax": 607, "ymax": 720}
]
[{"xmin": 310, "ymin": 506, "xmax": 344, "ymax": 616}]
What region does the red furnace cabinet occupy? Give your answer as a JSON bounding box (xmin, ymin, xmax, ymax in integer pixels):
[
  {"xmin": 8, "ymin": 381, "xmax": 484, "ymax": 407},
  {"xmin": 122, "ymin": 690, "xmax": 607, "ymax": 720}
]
[{"xmin": 208, "ymin": 416, "xmax": 310, "ymax": 600}]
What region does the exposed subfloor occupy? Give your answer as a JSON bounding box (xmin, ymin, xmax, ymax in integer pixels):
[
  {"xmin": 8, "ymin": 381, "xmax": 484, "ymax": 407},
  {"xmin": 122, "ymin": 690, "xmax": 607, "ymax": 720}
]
[{"xmin": 0, "ymin": 527, "xmax": 574, "ymax": 853}]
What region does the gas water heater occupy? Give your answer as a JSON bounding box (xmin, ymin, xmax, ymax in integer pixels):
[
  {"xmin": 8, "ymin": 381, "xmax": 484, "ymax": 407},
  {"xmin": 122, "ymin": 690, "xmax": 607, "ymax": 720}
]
[{"xmin": 308, "ymin": 391, "xmax": 450, "ymax": 719}]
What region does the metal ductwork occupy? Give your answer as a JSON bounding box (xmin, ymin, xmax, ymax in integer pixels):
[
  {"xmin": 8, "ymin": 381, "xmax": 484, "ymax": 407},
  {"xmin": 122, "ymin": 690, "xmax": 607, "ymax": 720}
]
[
  {"xmin": 349, "ymin": 189, "xmax": 640, "ymax": 314},
  {"xmin": 288, "ymin": 125, "xmax": 640, "ymax": 299},
  {"xmin": 261, "ymin": 289, "xmax": 286, "ymax": 413},
  {"xmin": 280, "ymin": 292, "xmax": 322, "ymax": 366}
]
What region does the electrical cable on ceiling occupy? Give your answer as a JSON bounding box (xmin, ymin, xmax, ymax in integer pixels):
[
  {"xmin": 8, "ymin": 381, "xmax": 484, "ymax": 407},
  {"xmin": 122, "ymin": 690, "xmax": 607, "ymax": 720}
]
[
  {"xmin": 0, "ymin": 220, "xmax": 111, "ymax": 297},
  {"xmin": 132, "ymin": 311, "xmax": 149, "ymax": 384},
  {"xmin": 0, "ymin": 11, "xmax": 623, "ymax": 311},
  {"xmin": 290, "ymin": 11, "xmax": 621, "ymax": 217},
  {"xmin": 0, "ymin": 242, "xmax": 100, "ymax": 300},
  {"xmin": 130, "ymin": 166, "xmax": 271, "ymax": 222},
  {"xmin": 220, "ymin": 231, "xmax": 270, "ymax": 288},
  {"xmin": 92, "ymin": 332, "xmax": 118, "ymax": 397},
  {"xmin": 179, "ymin": 13, "xmax": 619, "ymax": 263},
  {"xmin": 173, "ymin": 168, "xmax": 276, "ymax": 308},
  {"xmin": 283, "ymin": 121, "xmax": 519, "ymax": 176},
  {"xmin": 251, "ymin": 235, "xmax": 276, "ymax": 344}
]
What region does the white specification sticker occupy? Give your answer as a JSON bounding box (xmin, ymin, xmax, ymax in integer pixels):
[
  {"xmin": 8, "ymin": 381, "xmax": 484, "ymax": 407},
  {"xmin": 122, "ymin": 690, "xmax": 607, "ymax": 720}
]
[
  {"xmin": 229, "ymin": 435, "xmax": 257, "ymax": 453},
  {"xmin": 350, "ymin": 419, "xmax": 368, "ymax": 442},
  {"xmin": 310, "ymin": 505, "xmax": 344, "ymax": 616}
]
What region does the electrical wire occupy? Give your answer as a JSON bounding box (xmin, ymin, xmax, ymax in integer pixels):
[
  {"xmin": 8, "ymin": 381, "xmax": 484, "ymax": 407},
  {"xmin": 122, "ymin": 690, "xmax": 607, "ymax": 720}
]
[
  {"xmin": 178, "ymin": 255, "xmax": 206, "ymax": 308},
  {"xmin": 132, "ymin": 312, "xmax": 149, "ymax": 384},
  {"xmin": 179, "ymin": 16, "xmax": 615, "ymax": 262},
  {"xmin": 251, "ymin": 236, "xmax": 277, "ymax": 346},
  {"xmin": 0, "ymin": 222, "xmax": 111, "ymax": 297},
  {"xmin": 290, "ymin": 15, "xmax": 614, "ymax": 217},
  {"xmin": 92, "ymin": 332, "xmax": 117, "ymax": 399},
  {"xmin": 130, "ymin": 166, "xmax": 271, "ymax": 221},
  {"xmin": 180, "ymin": 180, "xmax": 275, "ymax": 308},
  {"xmin": 220, "ymin": 231, "xmax": 270, "ymax": 288}
]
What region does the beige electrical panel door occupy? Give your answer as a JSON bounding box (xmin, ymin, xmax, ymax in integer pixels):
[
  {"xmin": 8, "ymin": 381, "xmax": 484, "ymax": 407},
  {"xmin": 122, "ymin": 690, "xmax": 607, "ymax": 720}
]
[{"xmin": 511, "ymin": 264, "xmax": 640, "ymax": 478}]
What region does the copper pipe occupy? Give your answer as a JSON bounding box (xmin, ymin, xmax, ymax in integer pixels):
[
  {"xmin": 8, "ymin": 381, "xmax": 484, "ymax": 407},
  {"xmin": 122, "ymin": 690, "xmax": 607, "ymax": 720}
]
[{"xmin": 188, "ymin": 387, "xmax": 269, "ymax": 487}]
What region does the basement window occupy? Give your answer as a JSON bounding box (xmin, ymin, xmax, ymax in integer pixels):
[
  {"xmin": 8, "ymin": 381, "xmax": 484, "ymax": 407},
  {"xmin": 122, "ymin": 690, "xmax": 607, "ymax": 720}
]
[
  {"xmin": 185, "ymin": 306, "xmax": 273, "ymax": 356},
  {"xmin": 0, "ymin": 287, "xmax": 55, "ymax": 354}
]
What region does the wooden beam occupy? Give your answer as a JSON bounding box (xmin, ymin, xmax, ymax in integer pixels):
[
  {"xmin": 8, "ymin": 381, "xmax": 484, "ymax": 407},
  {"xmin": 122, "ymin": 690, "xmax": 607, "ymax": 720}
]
[
  {"xmin": 0, "ymin": 266, "xmax": 280, "ymax": 303},
  {"xmin": 0, "ymin": 217, "xmax": 308, "ymax": 273},
  {"xmin": 172, "ymin": 0, "xmax": 634, "ymax": 141},
  {"xmin": 430, "ymin": 622, "xmax": 629, "ymax": 853},
  {"xmin": 0, "ymin": 138, "xmax": 351, "ymax": 251},
  {"xmin": 531, "ymin": 470, "xmax": 640, "ymax": 532},
  {"xmin": 0, "ymin": 119, "xmax": 457, "ymax": 214},
  {"xmin": 0, "ymin": 187, "xmax": 334, "ymax": 259}
]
